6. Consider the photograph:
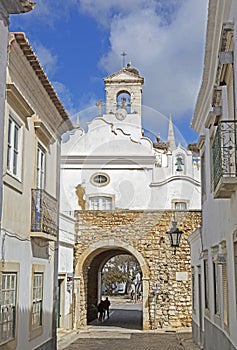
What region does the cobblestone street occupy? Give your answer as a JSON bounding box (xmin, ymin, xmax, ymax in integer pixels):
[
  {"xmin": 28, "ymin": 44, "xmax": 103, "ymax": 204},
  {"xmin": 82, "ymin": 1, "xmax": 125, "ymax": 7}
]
[
  {"xmin": 61, "ymin": 331, "xmax": 184, "ymax": 350},
  {"xmin": 58, "ymin": 298, "xmax": 199, "ymax": 350}
]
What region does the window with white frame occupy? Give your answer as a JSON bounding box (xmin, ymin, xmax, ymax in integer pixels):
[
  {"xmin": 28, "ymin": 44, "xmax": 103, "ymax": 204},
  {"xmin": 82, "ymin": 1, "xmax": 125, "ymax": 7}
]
[
  {"xmin": 36, "ymin": 143, "xmax": 46, "ymax": 189},
  {"xmin": 89, "ymin": 196, "xmax": 112, "ymax": 210},
  {"xmin": 7, "ymin": 115, "xmax": 22, "ymax": 178},
  {"xmin": 0, "ymin": 272, "xmax": 17, "ymax": 345},
  {"xmin": 32, "ymin": 273, "xmax": 43, "ymax": 328},
  {"xmin": 222, "ymin": 261, "xmax": 229, "ymax": 328},
  {"xmin": 174, "ymin": 201, "xmax": 187, "ymax": 210}
]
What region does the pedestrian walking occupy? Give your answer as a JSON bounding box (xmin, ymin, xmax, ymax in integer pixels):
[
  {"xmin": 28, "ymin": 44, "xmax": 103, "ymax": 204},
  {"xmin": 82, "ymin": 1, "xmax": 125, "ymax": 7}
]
[
  {"xmin": 97, "ymin": 300, "xmax": 105, "ymax": 321},
  {"xmin": 103, "ymin": 297, "xmax": 111, "ymax": 319}
]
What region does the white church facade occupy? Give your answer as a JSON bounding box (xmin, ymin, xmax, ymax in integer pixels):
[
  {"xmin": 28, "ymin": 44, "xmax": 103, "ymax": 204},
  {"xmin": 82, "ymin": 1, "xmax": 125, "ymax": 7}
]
[
  {"xmin": 59, "ymin": 65, "xmax": 201, "ymax": 330},
  {"xmin": 60, "ymin": 65, "xmax": 201, "ymax": 214}
]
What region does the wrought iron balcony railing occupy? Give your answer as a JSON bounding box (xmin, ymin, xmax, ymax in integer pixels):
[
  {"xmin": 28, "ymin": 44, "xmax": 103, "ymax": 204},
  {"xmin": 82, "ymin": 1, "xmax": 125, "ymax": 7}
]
[
  {"xmin": 31, "ymin": 189, "xmax": 58, "ymax": 240},
  {"xmin": 212, "ymin": 120, "xmax": 237, "ymax": 197}
]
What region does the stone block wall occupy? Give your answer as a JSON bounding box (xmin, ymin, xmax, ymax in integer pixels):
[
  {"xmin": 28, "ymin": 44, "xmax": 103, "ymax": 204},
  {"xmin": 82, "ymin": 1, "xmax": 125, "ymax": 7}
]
[{"xmin": 74, "ymin": 210, "xmax": 201, "ymax": 330}]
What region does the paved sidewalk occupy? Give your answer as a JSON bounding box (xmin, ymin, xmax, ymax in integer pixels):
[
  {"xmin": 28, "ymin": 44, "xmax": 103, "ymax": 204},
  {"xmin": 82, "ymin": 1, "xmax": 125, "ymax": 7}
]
[
  {"xmin": 57, "ymin": 327, "xmax": 200, "ymax": 350},
  {"xmin": 177, "ymin": 332, "xmax": 200, "ymax": 350},
  {"xmin": 57, "ymin": 329, "xmax": 79, "ymax": 350},
  {"xmin": 57, "ymin": 297, "xmax": 200, "ymax": 350}
]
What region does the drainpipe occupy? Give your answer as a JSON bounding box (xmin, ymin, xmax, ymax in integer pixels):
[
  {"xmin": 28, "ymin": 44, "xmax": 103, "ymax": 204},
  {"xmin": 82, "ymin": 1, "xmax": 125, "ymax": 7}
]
[
  {"xmin": 0, "ymin": 10, "xmax": 9, "ymax": 260},
  {"xmin": 52, "ymin": 141, "xmax": 61, "ymax": 348}
]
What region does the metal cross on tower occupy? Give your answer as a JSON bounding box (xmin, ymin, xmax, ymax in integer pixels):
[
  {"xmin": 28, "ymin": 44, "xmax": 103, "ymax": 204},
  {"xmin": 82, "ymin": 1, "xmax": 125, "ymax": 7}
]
[{"xmin": 121, "ymin": 51, "xmax": 127, "ymax": 67}]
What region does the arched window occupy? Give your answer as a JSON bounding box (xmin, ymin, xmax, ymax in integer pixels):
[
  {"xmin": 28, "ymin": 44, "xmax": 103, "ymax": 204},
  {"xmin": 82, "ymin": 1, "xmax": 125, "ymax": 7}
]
[{"xmin": 116, "ymin": 91, "xmax": 131, "ymax": 113}]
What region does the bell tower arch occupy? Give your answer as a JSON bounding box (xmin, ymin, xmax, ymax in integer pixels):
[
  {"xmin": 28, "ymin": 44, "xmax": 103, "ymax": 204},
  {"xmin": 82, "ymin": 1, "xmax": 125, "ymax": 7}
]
[{"xmin": 103, "ymin": 65, "xmax": 144, "ymax": 116}]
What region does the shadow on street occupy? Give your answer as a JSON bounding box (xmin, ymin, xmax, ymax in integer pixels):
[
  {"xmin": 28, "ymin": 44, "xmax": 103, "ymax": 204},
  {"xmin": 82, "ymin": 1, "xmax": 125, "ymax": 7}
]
[{"xmin": 89, "ymin": 299, "xmax": 143, "ymax": 330}]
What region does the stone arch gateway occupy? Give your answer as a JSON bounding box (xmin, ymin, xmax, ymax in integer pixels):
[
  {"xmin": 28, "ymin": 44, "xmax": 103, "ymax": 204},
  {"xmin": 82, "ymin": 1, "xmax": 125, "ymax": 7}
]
[
  {"xmin": 73, "ymin": 209, "xmax": 201, "ymax": 330},
  {"xmin": 74, "ymin": 239, "xmax": 150, "ymax": 329}
]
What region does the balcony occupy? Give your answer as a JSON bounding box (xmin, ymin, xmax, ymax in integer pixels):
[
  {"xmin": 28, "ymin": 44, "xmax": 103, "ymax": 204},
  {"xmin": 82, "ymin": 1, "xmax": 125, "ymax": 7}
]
[
  {"xmin": 212, "ymin": 121, "xmax": 237, "ymax": 198},
  {"xmin": 31, "ymin": 189, "xmax": 58, "ymax": 241}
]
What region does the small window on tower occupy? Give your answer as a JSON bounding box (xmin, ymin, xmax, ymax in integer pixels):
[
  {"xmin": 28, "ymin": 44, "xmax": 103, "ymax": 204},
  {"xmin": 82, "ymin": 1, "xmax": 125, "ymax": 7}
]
[
  {"xmin": 91, "ymin": 173, "xmax": 110, "ymax": 187},
  {"xmin": 174, "ymin": 202, "xmax": 187, "ymax": 210}
]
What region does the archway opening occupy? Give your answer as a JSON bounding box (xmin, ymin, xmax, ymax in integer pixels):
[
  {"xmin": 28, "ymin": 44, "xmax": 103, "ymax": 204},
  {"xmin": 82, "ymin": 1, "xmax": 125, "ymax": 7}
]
[
  {"xmin": 74, "ymin": 239, "xmax": 150, "ymax": 330},
  {"xmin": 101, "ymin": 254, "xmax": 142, "ymax": 300},
  {"xmin": 85, "ymin": 248, "xmax": 143, "ymax": 330}
]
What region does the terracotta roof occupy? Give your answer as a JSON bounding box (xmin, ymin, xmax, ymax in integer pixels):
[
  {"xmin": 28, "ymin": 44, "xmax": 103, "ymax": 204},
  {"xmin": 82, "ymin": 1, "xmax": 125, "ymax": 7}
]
[
  {"xmin": 153, "ymin": 142, "xmax": 169, "ymax": 150},
  {"xmin": 12, "ymin": 32, "xmax": 72, "ymax": 125}
]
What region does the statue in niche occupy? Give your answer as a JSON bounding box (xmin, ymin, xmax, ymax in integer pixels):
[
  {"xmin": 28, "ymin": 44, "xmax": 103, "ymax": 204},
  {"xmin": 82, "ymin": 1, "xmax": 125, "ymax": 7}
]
[
  {"xmin": 75, "ymin": 184, "xmax": 86, "ymax": 210},
  {"xmin": 121, "ymin": 97, "xmax": 127, "ymax": 109}
]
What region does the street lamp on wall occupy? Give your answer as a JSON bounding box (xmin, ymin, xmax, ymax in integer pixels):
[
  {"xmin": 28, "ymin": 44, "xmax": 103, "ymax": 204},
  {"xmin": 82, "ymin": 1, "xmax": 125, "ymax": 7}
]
[{"xmin": 166, "ymin": 221, "xmax": 183, "ymax": 254}]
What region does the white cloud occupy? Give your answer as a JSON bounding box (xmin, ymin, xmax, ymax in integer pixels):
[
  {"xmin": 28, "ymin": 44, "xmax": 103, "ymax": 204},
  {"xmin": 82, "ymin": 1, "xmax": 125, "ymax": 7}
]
[
  {"xmin": 33, "ymin": 42, "xmax": 58, "ymax": 76},
  {"xmin": 80, "ymin": 0, "xmax": 208, "ymax": 120},
  {"xmin": 53, "ymin": 81, "xmax": 76, "ymax": 116},
  {"xmin": 12, "ymin": 0, "xmax": 78, "ymax": 27},
  {"xmin": 11, "ymin": 0, "xmax": 208, "ymax": 141},
  {"xmin": 78, "ymin": 0, "xmax": 183, "ymax": 28}
]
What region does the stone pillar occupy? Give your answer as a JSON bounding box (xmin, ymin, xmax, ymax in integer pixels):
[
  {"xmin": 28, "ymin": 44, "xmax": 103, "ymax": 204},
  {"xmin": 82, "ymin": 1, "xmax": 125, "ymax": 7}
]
[
  {"xmin": 142, "ymin": 277, "xmax": 150, "ymax": 330},
  {"xmin": 73, "ymin": 276, "xmax": 81, "ymax": 329},
  {"xmin": 97, "ymin": 271, "xmax": 102, "ymax": 303}
]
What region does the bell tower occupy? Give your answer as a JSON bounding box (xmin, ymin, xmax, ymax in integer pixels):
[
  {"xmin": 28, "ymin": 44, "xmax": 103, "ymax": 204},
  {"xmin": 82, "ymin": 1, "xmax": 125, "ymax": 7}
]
[{"xmin": 103, "ymin": 64, "xmax": 144, "ymax": 117}]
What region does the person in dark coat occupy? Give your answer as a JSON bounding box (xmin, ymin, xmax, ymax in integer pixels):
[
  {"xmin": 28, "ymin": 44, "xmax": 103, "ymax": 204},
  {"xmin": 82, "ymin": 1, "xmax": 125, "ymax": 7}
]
[
  {"xmin": 97, "ymin": 300, "xmax": 105, "ymax": 321},
  {"xmin": 103, "ymin": 297, "xmax": 111, "ymax": 319}
]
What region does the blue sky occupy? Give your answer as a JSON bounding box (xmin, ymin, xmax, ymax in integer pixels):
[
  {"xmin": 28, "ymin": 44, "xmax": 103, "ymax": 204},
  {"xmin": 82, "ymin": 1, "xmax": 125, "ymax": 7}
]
[{"xmin": 9, "ymin": 0, "xmax": 208, "ymax": 146}]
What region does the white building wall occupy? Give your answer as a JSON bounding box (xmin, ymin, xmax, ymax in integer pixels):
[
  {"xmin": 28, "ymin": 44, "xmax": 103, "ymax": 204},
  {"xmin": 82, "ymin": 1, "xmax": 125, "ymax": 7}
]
[
  {"xmin": 191, "ymin": 1, "xmax": 237, "ymax": 349},
  {"xmin": 188, "ymin": 229, "xmax": 203, "ymax": 348},
  {"xmin": 0, "ymin": 235, "xmax": 54, "ymax": 349},
  {"xmin": 58, "ymin": 213, "xmax": 75, "ymax": 329},
  {"xmin": 0, "ymin": 32, "xmax": 72, "ymax": 350}
]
